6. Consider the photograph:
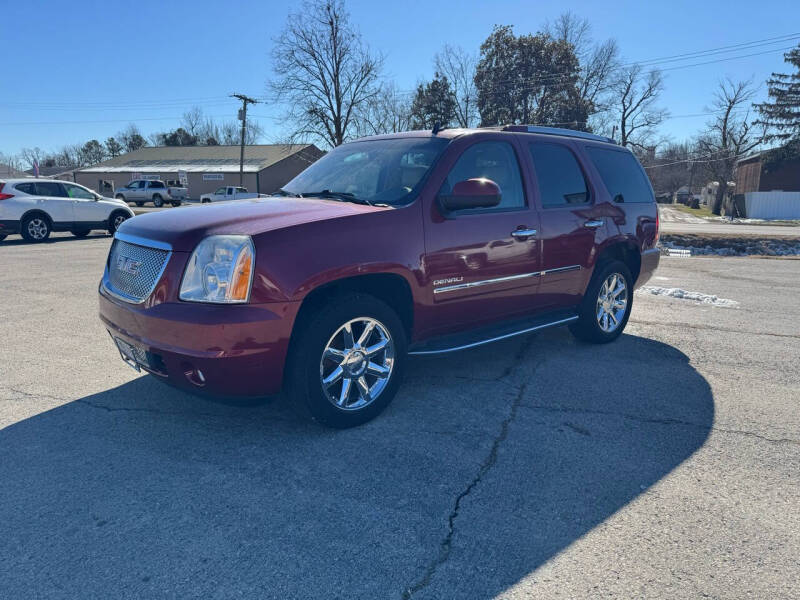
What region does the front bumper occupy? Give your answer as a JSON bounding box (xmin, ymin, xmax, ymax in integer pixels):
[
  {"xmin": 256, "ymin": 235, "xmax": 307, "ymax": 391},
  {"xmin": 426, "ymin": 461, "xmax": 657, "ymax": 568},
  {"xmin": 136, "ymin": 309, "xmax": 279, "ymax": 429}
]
[{"xmin": 99, "ymin": 286, "xmax": 300, "ymax": 397}]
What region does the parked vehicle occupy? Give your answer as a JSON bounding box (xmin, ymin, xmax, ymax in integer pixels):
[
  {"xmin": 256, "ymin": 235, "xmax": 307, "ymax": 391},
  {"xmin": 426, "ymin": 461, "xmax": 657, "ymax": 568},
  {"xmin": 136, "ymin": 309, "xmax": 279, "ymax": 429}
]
[
  {"xmin": 115, "ymin": 180, "xmax": 181, "ymax": 207},
  {"xmin": 200, "ymin": 186, "xmax": 267, "ymax": 203},
  {"xmin": 99, "ymin": 126, "xmax": 659, "ymax": 428},
  {"xmin": 165, "ymin": 180, "xmax": 188, "ymax": 201},
  {"xmin": 0, "ymin": 179, "xmax": 134, "ymax": 242}
]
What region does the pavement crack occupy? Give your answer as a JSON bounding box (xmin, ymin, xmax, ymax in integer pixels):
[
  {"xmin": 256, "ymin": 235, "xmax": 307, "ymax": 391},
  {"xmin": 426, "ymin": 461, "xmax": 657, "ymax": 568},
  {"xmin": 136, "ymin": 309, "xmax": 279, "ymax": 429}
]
[
  {"xmin": 1, "ymin": 386, "xmax": 70, "ymax": 404},
  {"xmin": 402, "ymin": 339, "xmax": 542, "ymax": 599},
  {"xmin": 630, "ymin": 319, "xmax": 800, "ymax": 340},
  {"xmin": 520, "ymin": 404, "xmax": 800, "ymax": 446}
]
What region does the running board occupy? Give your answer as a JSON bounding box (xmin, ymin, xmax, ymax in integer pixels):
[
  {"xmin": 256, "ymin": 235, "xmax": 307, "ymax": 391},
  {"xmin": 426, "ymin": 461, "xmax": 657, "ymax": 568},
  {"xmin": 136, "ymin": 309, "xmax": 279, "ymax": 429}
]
[{"xmin": 408, "ymin": 310, "xmax": 578, "ymax": 356}]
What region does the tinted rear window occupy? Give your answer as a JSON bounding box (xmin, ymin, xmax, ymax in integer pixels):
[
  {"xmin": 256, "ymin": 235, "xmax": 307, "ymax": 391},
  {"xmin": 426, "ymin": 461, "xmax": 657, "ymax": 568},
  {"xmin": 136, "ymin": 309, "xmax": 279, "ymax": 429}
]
[
  {"xmin": 586, "ymin": 147, "xmax": 654, "ymax": 203},
  {"xmin": 528, "ymin": 143, "xmax": 589, "ymax": 207},
  {"xmin": 35, "ymin": 182, "xmax": 67, "ymax": 197},
  {"xmin": 15, "ymin": 182, "xmax": 36, "ymax": 194},
  {"xmin": 149, "ymin": 181, "xmax": 165, "ymax": 188}
]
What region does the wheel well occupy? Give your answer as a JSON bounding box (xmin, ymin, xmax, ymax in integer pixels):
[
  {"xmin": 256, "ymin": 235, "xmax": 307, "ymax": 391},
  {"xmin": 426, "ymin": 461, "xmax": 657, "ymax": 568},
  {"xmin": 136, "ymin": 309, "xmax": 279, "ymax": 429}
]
[
  {"xmin": 597, "ymin": 242, "xmax": 641, "ymax": 282},
  {"xmin": 21, "ymin": 210, "xmax": 52, "ymax": 226},
  {"xmin": 294, "ymin": 273, "xmax": 414, "ymax": 338}
]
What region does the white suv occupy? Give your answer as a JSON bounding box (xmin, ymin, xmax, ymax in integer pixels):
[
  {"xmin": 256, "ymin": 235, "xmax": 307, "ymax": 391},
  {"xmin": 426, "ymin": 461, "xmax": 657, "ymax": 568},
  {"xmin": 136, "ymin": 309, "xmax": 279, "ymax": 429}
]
[{"xmin": 0, "ymin": 179, "xmax": 135, "ymax": 242}]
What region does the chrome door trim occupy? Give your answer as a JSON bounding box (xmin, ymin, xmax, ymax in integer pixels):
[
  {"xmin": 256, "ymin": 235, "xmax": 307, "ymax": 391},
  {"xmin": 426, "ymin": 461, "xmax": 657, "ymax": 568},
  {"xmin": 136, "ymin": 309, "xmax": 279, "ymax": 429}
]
[
  {"xmin": 433, "ymin": 271, "xmax": 541, "ymax": 294},
  {"xmin": 408, "ymin": 315, "xmax": 579, "ymax": 356},
  {"xmin": 584, "ymin": 219, "xmax": 604, "ymax": 228},
  {"xmin": 114, "ymin": 231, "xmax": 173, "ymax": 251},
  {"xmin": 511, "ymin": 228, "xmax": 538, "ymax": 238},
  {"xmin": 542, "ymin": 265, "xmax": 581, "ymax": 275}
]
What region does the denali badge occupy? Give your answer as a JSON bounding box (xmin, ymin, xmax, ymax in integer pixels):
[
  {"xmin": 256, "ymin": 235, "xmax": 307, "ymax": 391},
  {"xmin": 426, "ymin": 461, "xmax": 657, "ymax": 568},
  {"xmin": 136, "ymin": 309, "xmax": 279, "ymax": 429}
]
[
  {"xmin": 116, "ymin": 255, "xmax": 142, "ymax": 276},
  {"xmin": 433, "ymin": 276, "xmax": 463, "ymax": 286}
]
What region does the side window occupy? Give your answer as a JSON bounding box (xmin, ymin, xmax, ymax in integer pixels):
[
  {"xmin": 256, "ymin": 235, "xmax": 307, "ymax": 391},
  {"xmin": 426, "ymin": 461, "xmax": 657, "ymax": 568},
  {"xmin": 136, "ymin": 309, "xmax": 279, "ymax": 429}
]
[
  {"xmin": 439, "ymin": 141, "xmax": 525, "ymax": 211},
  {"xmin": 15, "ymin": 182, "xmax": 36, "ymax": 194},
  {"xmin": 149, "ymin": 181, "xmax": 165, "ymax": 189},
  {"xmin": 528, "ymin": 143, "xmax": 589, "ymax": 207},
  {"xmin": 215, "ymin": 187, "xmax": 226, "ymax": 195},
  {"xmin": 34, "ymin": 182, "xmax": 67, "ymax": 197},
  {"xmin": 63, "ymin": 183, "xmax": 95, "ymax": 200},
  {"xmin": 586, "ymin": 146, "xmax": 654, "ymax": 203}
]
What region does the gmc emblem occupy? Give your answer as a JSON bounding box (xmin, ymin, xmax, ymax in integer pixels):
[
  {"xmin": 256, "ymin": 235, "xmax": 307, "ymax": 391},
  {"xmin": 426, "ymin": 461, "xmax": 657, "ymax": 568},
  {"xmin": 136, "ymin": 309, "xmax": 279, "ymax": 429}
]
[{"xmin": 116, "ymin": 255, "xmax": 142, "ymax": 276}]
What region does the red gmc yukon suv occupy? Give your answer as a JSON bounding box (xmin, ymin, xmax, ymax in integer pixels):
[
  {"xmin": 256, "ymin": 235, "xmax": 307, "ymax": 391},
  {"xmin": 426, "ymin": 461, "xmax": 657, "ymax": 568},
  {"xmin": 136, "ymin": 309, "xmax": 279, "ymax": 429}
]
[{"xmin": 99, "ymin": 126, "xmax": 659, "ymax": 428}]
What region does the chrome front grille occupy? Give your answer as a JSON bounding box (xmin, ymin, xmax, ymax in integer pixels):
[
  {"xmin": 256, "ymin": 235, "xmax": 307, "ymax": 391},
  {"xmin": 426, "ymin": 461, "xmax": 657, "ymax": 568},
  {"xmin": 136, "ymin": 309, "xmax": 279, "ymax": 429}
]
[{"xmin": 106, "ymin": 238, "xmax": 170, "ymax": 303}]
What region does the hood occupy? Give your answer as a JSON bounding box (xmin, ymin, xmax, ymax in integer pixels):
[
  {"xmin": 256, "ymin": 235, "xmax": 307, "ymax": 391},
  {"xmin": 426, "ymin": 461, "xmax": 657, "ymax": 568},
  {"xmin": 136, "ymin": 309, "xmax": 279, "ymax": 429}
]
[{"xmin": 118, "ymin": 196, "xmax": 391, "ymax": 252}]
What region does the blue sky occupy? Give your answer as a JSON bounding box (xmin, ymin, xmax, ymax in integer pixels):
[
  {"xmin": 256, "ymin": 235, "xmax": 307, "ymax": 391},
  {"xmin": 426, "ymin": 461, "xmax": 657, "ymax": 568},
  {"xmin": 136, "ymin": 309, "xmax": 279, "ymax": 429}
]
[{"xmin": 1, "ymin": 0, "xmax": 798, "ymax": 159}]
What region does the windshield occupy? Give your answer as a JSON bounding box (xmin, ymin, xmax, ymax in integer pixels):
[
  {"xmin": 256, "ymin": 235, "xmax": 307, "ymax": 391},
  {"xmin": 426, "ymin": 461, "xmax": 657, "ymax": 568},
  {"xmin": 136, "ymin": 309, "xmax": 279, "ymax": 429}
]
[{"xmin": 282, "ymin": 137, "xmax": 449, "ymax": 206}]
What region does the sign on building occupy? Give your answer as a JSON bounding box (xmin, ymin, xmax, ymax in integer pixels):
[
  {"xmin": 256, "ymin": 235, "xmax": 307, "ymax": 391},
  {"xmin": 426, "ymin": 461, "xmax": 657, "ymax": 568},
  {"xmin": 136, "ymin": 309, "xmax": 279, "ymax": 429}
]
[
  {"xmin": 203, "ymin": 173, "xmax": 224, "ymax": 181},
  {"xmin": 141, "ymin": 174, "xmax": 160, "ymax": 180}
]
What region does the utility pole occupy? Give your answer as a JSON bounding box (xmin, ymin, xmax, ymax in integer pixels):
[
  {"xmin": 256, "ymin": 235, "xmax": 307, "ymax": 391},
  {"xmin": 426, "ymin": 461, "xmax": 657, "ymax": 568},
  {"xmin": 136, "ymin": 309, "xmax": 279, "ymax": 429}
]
[{"xmin": 230, "ymin": 93, "xmax": 258, "ymax": 186}]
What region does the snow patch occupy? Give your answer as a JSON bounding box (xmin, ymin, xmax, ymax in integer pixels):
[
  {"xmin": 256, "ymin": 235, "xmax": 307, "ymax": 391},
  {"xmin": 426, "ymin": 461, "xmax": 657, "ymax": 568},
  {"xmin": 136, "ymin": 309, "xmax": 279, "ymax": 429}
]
[{"xmin": 637, "ymin": 286, "xmax": 739, "ymax": 308}]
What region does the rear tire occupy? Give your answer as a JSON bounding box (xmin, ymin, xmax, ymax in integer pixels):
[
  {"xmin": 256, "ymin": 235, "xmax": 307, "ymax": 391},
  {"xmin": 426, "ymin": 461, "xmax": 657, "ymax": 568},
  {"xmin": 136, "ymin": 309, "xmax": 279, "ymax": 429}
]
[
  {"xmin": 135, "ymin": 201, "xmax": 144, "ymax": 207},
  {"xmin": 152, "ymin": 194, "xmax": 164, "ymax": 208},
  {"xmin": 115, "ymin": 194, "xmax": 126, "ymax": 202},
  {"xmin": 569, "ymin": 260, "xmax": 633, "ymax": 344},
  {"xmin": 71, "ymin": 229, "xmax": 91, "ymax": 238},
  {"xmin": 21, "ymin": 214, "xmax": 51, "ymax": 242},
  {"xmin": 201, "ymin": 199, "xmax": 211, "ymax": 204},
  {"xmin": 286, "ymin": 293, "xmax": 407, "ymax": 428},
  {"xmin": 171, "ymin": 200, "xmax": 181, "ymax": 207},
  {"xmin": 0, "ymin": 234, "xmax": 7, "ymax": 242}
]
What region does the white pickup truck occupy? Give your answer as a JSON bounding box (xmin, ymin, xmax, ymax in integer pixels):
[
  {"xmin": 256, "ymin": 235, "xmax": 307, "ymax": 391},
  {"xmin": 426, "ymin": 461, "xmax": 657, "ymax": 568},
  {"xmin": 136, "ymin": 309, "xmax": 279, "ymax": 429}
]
[{"xmin": 199, "ymin": 186, "xmax": 267, "ymax": 203}]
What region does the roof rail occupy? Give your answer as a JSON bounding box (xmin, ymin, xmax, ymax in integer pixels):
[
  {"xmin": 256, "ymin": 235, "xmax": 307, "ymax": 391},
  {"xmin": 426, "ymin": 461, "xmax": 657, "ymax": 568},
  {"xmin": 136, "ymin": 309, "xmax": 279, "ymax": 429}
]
[{"xmin": 501, "ymin": 125, "xmax": 616, "ymax": 144}]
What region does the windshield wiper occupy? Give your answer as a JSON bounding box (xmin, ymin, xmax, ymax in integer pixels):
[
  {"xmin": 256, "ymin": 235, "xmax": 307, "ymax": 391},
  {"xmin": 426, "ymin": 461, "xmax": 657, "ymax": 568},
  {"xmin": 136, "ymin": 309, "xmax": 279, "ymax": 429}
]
[
  {"xmin": 300, "ymin": 190, "xmax": 373, "ymax": 206},
  {"xmin": 276, "ymin": 188, "xmax": 301, "ymax": 197}
]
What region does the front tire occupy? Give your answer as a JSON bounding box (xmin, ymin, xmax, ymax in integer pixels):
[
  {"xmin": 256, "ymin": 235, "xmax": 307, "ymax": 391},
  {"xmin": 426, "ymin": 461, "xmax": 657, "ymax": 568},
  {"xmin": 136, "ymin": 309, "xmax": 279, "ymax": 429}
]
[
  {"xmin": 108, "ymin": 211, "xmax": 129, "ymax": 234},
  {"xmin": 569, "ymin": 260, "xmax": 633, "ymax": 344},
  {"xmin": 171, "ymin": 200, "xmax": 181, "ymax": 207},
  {"xmin": 135, "ymin": 201, "xmax": 144, "ymax": 207},
  {"xmin": 286, "ymin": 293, "xmax": 407, "ymax": 428},
  {"xmin": 21, "ymin": 214, "xmax": 51, "ymax": 242},
  {"xmin": 152, "ymin": 194, "xmax": 164, "ymax": 208}
]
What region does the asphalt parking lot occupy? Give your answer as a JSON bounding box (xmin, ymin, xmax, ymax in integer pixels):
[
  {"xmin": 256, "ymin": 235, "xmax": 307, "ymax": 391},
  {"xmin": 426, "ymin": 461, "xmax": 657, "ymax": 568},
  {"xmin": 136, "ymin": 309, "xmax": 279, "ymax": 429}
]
[{"xmin": 1, "ymin": 235, "xmax": 798, "ymax": 599}]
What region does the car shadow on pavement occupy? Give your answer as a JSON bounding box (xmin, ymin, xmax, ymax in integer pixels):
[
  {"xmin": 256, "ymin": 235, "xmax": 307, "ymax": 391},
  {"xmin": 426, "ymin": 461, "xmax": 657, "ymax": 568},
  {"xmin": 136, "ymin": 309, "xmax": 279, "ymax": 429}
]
[
  {"xmin": 0, "ymin": 330, "xmax": 713, "ymax": 599},
  {"xmin": 1, "ymin": 233, "xmax": 111, "ymax": 246}
]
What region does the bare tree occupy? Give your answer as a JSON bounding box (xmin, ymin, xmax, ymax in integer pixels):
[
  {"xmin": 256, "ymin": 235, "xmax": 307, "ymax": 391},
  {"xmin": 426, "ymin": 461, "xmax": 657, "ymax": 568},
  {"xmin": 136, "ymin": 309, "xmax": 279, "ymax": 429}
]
[
  {"xmin": 269, "ymin": 0, "xmax": 382, "ymax": 147},
  {"xmin": 696, "ymin": 79, "xmax": 766, "ymax": 215},
  {"xmin": 547, "ymin": 12, "xmax": 620, "ymax": 121},
  {"xmin": 180, "ymin": 107, "xmax": 205, "ymax": 137},
  {"xmin": 117, "ymin": 124, "xmax": 148, "ymax": 153},
  {"xmin": 19, "ymin": 147, "xmax": 45, "ymax": 169},
  {"xmin": 355, "ymin": 82, "xmax": 412, "ymax": 136},
  {"xmin": 434, "ymin": 44, "xmax": 479, "ymax": 128},
  {"xmin": 610, "ymin": 65, "xmax": 667, "ymax": 150}
]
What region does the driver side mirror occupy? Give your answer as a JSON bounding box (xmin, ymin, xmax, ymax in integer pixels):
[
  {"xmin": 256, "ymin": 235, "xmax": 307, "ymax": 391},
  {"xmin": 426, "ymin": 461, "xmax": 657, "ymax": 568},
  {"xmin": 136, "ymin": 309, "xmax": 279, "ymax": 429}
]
[{"xmin": 438, "ymin": 178, "xmax": 502, "ymax": 213}]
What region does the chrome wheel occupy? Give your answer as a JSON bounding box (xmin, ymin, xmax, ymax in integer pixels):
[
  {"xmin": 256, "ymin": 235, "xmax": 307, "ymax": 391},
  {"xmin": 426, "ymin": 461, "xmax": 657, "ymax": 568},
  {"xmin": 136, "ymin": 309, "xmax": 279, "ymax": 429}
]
[
  {"xmin": 113, "ymin": 214, "xmax": 127, "ymax": 229},
  {"xmin": 319, "ymin": 317, "xmax": 395, "ymax": 411},
  {"xmin": 27, "ymin": 218, "xmax": 49, "ymax": 240},
  {"xmin": 596, "ymin": 272, "xmax": 628, "ymax": 333}
]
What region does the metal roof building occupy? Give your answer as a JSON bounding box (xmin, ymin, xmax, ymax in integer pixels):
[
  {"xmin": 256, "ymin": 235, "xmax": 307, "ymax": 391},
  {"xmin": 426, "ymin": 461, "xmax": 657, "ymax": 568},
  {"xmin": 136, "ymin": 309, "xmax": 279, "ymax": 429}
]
[{"xmin": 74, "ymin": 144, "xmax": 324, "ymax": 198}]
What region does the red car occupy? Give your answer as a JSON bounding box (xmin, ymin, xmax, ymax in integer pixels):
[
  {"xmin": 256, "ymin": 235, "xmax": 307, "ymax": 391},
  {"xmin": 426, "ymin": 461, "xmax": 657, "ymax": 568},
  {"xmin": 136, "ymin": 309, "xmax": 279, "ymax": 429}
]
[{"xmin": 99, "ymin": 126, "xmax": 659, "ymax": 428}]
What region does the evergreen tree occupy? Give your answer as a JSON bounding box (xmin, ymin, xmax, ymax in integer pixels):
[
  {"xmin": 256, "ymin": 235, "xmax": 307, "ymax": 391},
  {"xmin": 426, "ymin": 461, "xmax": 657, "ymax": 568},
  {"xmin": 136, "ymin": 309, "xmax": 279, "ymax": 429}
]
[{"xmin": 755, "ymin": 44, "xmax": 800, "ymax": 140}]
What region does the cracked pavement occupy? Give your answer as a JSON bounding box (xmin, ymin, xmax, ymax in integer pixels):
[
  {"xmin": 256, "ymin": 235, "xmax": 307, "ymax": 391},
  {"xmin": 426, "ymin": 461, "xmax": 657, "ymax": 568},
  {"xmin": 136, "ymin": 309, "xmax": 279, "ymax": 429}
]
[{"xmin": 1, "ymin": 235, "xmax": 799, "ymax": 599}]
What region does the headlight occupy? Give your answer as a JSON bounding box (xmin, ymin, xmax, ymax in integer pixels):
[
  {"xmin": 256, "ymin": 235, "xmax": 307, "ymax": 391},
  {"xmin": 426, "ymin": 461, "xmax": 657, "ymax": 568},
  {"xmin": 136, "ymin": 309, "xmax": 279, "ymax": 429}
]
[{"xmin": 179, "ymin": 235, "xmax": 254, "ymax": 303}]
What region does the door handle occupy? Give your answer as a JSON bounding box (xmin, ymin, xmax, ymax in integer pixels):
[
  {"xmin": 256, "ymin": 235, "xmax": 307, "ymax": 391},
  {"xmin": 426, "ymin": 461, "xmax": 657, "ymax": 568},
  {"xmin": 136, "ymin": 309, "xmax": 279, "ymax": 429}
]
[
  {"xmin": 584, "ymin": 219, "xmax": 604, "ymax": 229},
  {"xmin": 511, "ymin": 228, "xmax": 537, "ymax": 239}
]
